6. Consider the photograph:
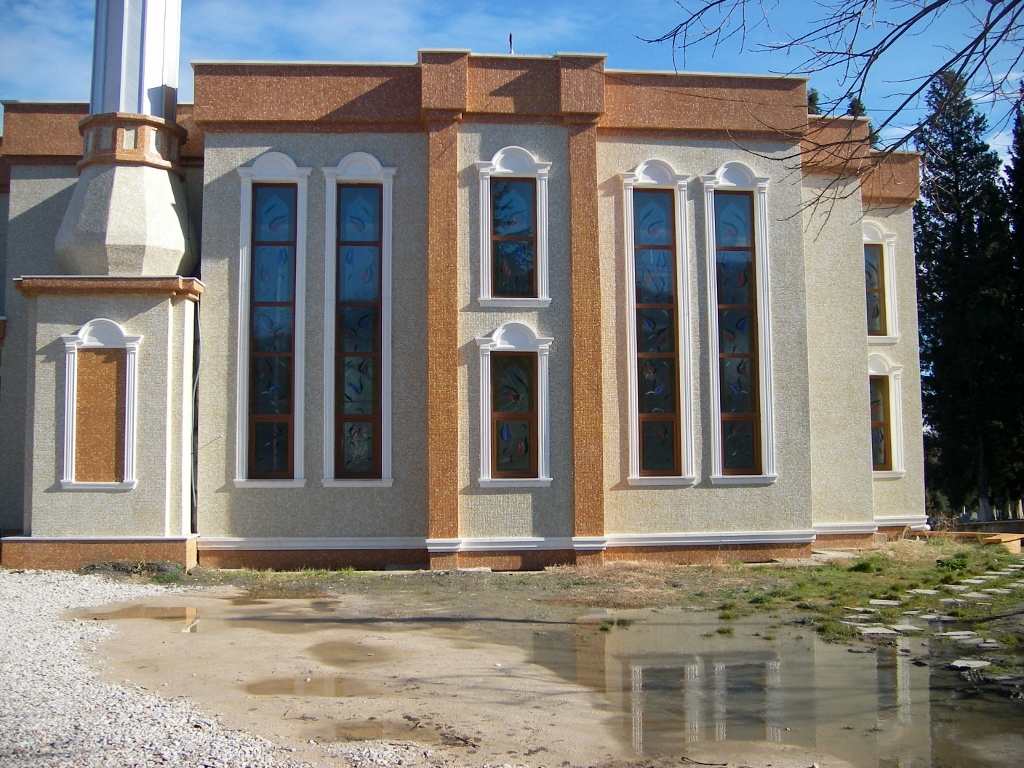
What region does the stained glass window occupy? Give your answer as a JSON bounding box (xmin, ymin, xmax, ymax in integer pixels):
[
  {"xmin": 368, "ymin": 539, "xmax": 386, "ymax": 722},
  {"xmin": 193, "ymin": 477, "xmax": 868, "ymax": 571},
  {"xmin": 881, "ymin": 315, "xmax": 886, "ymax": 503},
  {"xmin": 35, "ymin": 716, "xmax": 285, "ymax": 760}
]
[
  {"xmin": 491, "ymin": 179, "xmax": 537, "ymax": 298},
  {"xmin": 870, "ymin": 376, "xmax": 891, "ymax": 470},
  {"xmin": 633, "ymin": 189, "xmax": 680, "ymax": 474},
  {"xmin": 865, "ymin": 244, "xmax": 886, "ymax": 336},
  {"xmin": 336, "ymin": 185, "xmax": 383, "ymax": 477},
  {"xmin": 715, "ymin": 191, "xmax": 761, "ymax": 474},
  {"xmin": 249, "ymin": 184, "xmax": 297, "ymax": 478},
  {"xmin": 491, "ymin": 352, "xmax": 537, "ymax": 477}
]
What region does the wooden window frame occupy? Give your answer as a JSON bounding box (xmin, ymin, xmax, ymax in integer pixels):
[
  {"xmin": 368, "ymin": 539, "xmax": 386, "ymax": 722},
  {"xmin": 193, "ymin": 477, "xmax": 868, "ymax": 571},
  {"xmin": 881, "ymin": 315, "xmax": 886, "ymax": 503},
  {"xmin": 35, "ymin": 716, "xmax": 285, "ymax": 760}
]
[
  {"xmin": 869, "ymin": 375, "xmax": 891, "ymax": 471},
  {"xmin": 864, "ymin": 243, "xmax": 888, "ymax": 337},
  {"xmin": 490, "ymin": 351, "xmax": 539, "ymax": 479},
  {"xmin": 490, "ymin": 178, "xmax": 538, "ymax": 299},
  {"xmin": 868, "ymin": 354, "xmax": 906, "ymax": 478},
  {"xmin": 863, "ymin": 220, "xmax": 899, "ymax": 345}
]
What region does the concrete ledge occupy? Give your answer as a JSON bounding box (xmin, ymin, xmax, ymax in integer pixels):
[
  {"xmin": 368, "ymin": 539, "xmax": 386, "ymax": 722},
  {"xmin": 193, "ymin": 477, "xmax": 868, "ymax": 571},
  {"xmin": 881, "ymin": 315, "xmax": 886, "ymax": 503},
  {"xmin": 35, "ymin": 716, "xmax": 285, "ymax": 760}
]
[{"xmin": 0, "ymin": 536, "xmax": 198, "ymax": 570}]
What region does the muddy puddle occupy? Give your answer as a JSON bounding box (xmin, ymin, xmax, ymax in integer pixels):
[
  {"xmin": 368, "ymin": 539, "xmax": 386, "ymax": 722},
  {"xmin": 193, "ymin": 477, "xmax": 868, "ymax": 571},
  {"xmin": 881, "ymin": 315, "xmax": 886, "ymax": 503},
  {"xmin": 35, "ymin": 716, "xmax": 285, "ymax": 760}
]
[{"xmin": 79, "ymin": 592, "xmax": 1023, "ymax": 767}]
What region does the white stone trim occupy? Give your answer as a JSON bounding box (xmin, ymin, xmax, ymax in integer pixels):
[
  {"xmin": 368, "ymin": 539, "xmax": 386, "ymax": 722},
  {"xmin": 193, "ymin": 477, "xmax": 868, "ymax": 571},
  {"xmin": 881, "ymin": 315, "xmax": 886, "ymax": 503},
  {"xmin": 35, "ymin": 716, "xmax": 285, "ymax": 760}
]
[
  {"xmin": 322, "ymin": 152, "xmax": 396, "ymax": 483},
  {"xmin": 1, "ymin": 535, "xmax": 197, "ymax": 543},
  {"xmin": 863, "ymin": 219, "xmax": 899, "ymax": 344},
  {"xmin": 702, "ymin": 162, "xmax": 776, "ymax": 482},
  {"xmin": 874, "ymin": 514, "xmax": 930, "ymax": 531},
  {"xmin": 426, "ymin": 537, "xmax": 574, "ymax": 553},
  {"xmin": 476, "ymin": 322, "xmax": 553, "ymax": 486},
  {"xmin": 621, "ymin": 160, "xmax": 695, "ymax": 485},
  {"xmin": 60, "ymin": 318, "xmax": 142, "ymax": 491},
  {"xmin": 197, "ymin": 536, "xmax": 425, "ymax": 550},
  {"xmin": 233, "ymin": 479, "xmax": 307, "ymax": 489},
  {"xmin": 869, "ymin": 353, "xmax": 905, "ymax": 477},
  {"xmin": 476, "ymin": 146, "xmax": 551, "ymax": 305},
  {"xmin": 813, "ymin": 522, "xmax": 879, "ymax": 535},
  {"xmin": 236, "ymin": 151, "xmax": 311, "ymax": 483},
  {"xmin": 572, "ymin": 529, "xmax": 816, "ymax": 551}
]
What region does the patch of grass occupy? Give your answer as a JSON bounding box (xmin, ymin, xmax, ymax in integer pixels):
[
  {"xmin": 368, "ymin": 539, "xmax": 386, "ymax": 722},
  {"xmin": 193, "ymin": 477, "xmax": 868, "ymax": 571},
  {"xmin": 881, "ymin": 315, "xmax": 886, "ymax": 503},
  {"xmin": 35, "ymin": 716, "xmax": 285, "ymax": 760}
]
[
  {"xmin": 150, "ymin": 572, "xmax": 182, "ymax": 584},
  {"xmin": 849, "ymin": 555, "xmax": 885, "ymax": 573},
  {"xmin": 716, "ymin": 626, "xmax": 734, "ymax": 636},
  {"xmin": 816, "ymin": 619, "xmax": 856, "ymax": 642}
]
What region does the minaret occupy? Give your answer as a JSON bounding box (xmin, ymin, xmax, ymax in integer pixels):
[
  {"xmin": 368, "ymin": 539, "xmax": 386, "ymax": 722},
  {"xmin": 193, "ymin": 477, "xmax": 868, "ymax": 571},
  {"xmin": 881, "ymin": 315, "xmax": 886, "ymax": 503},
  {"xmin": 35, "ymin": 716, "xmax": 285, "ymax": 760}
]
[{"xmin": 55, "ymin": 0, "xmax": 194, "ymax": 275}]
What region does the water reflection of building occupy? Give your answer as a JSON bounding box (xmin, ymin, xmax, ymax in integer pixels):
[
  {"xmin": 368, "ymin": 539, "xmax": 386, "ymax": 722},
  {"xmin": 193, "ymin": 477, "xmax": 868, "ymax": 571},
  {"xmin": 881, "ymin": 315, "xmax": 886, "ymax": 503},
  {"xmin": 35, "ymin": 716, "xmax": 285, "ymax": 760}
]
[{"xmin": 525, "ymin": 614, "xmax": 932, "ymax": 765}]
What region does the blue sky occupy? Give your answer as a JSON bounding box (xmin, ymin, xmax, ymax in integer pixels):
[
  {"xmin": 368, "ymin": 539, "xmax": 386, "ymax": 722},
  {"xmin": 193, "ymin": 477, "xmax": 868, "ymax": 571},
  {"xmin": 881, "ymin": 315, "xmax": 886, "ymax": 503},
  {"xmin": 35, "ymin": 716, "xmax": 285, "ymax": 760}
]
[{"xmin": 0, "ymin": 0, "xmax": 1016, "ymax": 154}]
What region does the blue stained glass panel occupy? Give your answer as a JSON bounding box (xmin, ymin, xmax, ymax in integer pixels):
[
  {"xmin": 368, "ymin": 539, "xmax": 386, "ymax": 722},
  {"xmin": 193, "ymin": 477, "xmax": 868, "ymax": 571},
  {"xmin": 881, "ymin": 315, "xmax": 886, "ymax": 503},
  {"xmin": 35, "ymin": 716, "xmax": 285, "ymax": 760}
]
[
  {"xmin": 723, "ymin": 420, "xmax": 756, "ymax": 469},
  {"xmin": 872, "ymin": 427, "xmax": 888, "ymax": 467},
  {"xmin": 716, "ymin": 251, "xmax": 753, "ymax": 305},
  {"xmin": 493, "ymin": 356, "xmax": 533, "ymax": 413},
  {"xmin": 638, "ymin": 358, "xmax": 676, "ymax": 413},
  {"xmin": 714, "ymin": 194, "xmax": 752, "ymax": 247},
  {"xmin": 865, "ymin": 245, "xmax": 882, "ymax": 289},
  {"xmin": 641, "ymin": 421, "xmax": 675, "ymax": 471},
  {"xmin": 718, "ymin": 309, "xmax": 751, "ymax": 354},
  {"xmin": 720, "ymin": 357, "xmax": 754, "ymax": 414},
  {"xmin": 340, "ymin": 306, "xmax": 378, "ymax": 353},
  {"xmin": 252, "ymin": 357, "xmax": 292, "ymax": 415},
  {"xmin": 635, "ymin": 249, "xmax": 675, "ymax": 304},
  {"xmin": 870, "ymin": 379, "xmax": 887, "ymax": 422},
  {"xmin": 254, "ymin": 422, "xmax": 289, "ymax": 473},
  {"xmin": 493, "ymin": 240, "xmax": 535, "ymax": 297},
  {"xmin": 496, "ymin": 419, "xmax": 532, "ymax": 472},
  {"xmin": 253, "ymin": 246, "xmax": 295, "ymax": 302},
  {"xmin": 867, "ymin": 292, "xmax": 884, "ymax": 334},
  {"xmin": 252, "ymin": 306, "xmax": 293, "ymax": 353},
  {"xmin": 340, "ymin": 357, "xmax": 375, "ymax": 415},
  {"xmin": 492, "ymin": 180, "xmax": 535, "ymax": 236},
  {"xmin": 633, "ymin": 191, "xmax": 672, "ymax": 246},
  {"xmin": 339, "ymin": 187, "xmax": 380, "ymax": 242},
  {"xmin": 339, "ymin": 246, "xmax": 380, "ymax": 302},
  {"xmin": 341, "ymin": 421, "xmax": 375, "ymax": 473},
  {"xmin": 254, "ymin": 187, "xmax": 296, "ymax": 242},
  {"xmin": 637, "ymin": 308, "xmax": 675, "ymax": 354}
]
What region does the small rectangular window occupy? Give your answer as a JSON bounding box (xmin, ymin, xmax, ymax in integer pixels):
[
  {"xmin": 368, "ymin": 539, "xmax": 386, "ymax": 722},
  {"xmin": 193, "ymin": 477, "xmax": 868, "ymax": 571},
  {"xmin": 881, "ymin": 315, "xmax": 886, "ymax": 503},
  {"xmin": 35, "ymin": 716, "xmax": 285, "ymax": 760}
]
[
  {"xmin": 865, "ymin": 244, "xmax": 887, "ymax": 336},
  {"xmin": 633, "ymin": 189, "xmax": 681, "ymax": 475},
  {"xmin": 870, "ymin": 375, "xmax": 891, "ymax": 471},
  {"xmin": 715, "ymin": 191, "xmax": 761, "ymax": 475},
  {"xmin": 491, "ymin": 179, "xmax": 537, "ymax": 298},
  {"xmin": 335, "ymin": 184, "xmax": 383, "ymax": 478},
  {"xmin": 491, "ymin": 351, "xmax": 538, "ymax": 478},
  {"xmin": 249, "ymin": 184, "xmax": 297, "ymax": 479}
]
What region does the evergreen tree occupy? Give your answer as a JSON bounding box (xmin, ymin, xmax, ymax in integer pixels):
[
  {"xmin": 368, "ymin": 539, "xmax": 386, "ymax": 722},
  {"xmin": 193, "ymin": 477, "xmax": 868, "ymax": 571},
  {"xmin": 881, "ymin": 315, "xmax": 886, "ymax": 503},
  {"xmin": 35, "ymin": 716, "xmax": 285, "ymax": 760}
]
[
  {"xmin": 807, "ymin": 87, "xmax": 822, "ymax": 116},
  {"xmin": 915, "ymin": 71, "xmax": 1014, "ymax": 520}
]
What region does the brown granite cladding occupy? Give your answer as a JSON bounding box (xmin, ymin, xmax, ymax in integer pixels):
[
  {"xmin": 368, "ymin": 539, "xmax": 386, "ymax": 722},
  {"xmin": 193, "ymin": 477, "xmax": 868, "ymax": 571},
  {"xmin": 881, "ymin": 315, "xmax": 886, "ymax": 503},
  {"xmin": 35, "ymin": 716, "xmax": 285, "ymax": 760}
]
[
  {"xmin": 175, "ymin": 104, "xmax": 205, "ymax": 164},
  {"xmin": 559, "ymin": 55, "xmax": 605, "ymax": 116},
  {"xmin": 75, "ymin": 348, "xmax": 126, "ymax": 483},
  {"xmin": 192, "ymin": 64, "xmax": 423, "ymax": 130},
  {"xmin": 78, "ymin": 112, "xmax": 188, "ymax": 176},
  {"xmin": 861, "ymin": 151, "xmax": 920, "ymax": 208},
  {"xmin": 454, "ymin": 550, "xmax": 576, "ymax": 571},
  {"xmin": 0, "ymin": 537, "xmax": 199, "ymax": 570},
  {"xmin": 198, "ymin": 548, "xmax": 428, "ymax": 570},
  {"xmin": 0, "ymin": 102, "xmax": 88, "ymax": 159},
  {"xmin": 566, "ymin": 121, "xmax": 606, "ymax": 539},
  {"xmin": 601, "ymin": 71, "xmax": 807, "ymax": 137},
  {"xmin": 420, "ymin": 51, "xmax": 469, "ymax": 112},
  {"xmin": 0, "ymin": 136, "xmax": 9, "ymax": 193},
  {"xmin": 425, "ymin": 115, "xmax": 461, "ymax": 564},
  {"xmin": 467, "ymin": 56, "xmax": 561, "ymax": 115},
  {"xmin": 603, "ymin": 543, "xmax": 812, "ymax": 564},
  {"xmin": 814, "ymin": 533, "xmax": 877, "ymax": 549},
  {"xmin": 16, "ymin": 276, "xmax": 204, "ymax": 302},
  {"xmin": 0, "ymin": 318, "xmax": 6, "ymax": 348},
  {"xmin": 801, "ymin": 115, "xmax": 872, "ymax": 175}
]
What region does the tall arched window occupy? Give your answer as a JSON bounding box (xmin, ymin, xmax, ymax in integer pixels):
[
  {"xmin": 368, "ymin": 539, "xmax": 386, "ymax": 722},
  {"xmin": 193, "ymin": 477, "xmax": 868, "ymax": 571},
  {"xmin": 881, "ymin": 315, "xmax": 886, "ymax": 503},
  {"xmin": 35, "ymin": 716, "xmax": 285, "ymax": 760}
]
[
  {"xmin": 863, "ymin": 219, "xmax": 899, "ymax": 344},
  {"xmin": 868, "ymin": 353, "xmax": 905, "ymax": 478}
]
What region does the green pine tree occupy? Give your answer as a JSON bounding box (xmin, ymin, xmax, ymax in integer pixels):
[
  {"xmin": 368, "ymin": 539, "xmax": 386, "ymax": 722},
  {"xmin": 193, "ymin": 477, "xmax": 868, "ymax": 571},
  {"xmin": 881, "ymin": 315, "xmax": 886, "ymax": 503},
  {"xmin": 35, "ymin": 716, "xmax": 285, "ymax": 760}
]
[
  {"xmin": 807, "ymin": 87, "xmax": 822, "ymax": 116},
  {"xmin": 915, "ymin": 71, "xmax": 1014, "ymax": 521}
]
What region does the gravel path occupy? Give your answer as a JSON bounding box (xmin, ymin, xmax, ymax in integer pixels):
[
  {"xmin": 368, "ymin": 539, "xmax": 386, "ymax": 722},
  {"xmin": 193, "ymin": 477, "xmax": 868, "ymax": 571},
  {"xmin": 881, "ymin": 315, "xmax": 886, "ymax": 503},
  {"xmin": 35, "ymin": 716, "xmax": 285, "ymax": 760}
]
[{"xmin": 0, "ymin": 569, "xmax": 314, "ymax": 768}]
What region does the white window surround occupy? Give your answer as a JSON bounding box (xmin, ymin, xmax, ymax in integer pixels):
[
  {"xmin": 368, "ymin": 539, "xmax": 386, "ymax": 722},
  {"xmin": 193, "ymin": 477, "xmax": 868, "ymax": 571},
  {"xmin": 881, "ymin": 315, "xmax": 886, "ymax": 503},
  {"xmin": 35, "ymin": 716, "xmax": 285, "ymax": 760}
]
[
  {"xmin": 621, "ymin": 160, "xmax": 696, "ymax": 486},
  {"xmin": 869, "ymin": 353, "xmax": 906, "ymax": 479},
  {"xmin": 322, "ymin": 152, "xmax": 396, "ymax": 488},
  {"xmin": 863, "ymin": 219, "xmax": 899, "ymax": 344},
  {"xmin": 476, "ymin": 322, "xmax": 553, "ymax": 487},
  {"xmin": 702, "ymin": 162, "xmax": 778, "ymax": 486},
  {"xmin": 60, "ymin": 318, "xmax": 142, "ymax": 491},
  {"xmin": 235, "ymin": 151, "xmax": 311, "ymax": 489},
  {"xmin": 476, "ymin": 146, "xmax": 551, "ymax": 307}
]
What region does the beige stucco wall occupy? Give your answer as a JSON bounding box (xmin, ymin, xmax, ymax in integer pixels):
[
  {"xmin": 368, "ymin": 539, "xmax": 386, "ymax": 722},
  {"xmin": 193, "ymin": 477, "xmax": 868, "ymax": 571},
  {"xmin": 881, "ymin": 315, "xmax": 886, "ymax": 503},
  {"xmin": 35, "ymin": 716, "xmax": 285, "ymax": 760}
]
[
  {"xmin": 455, "ymin": 123, "xmax": 574, "ymax": 539},
  {"xmin": 26, "ymin": 294, "xmax": 191, "ymax": 537},
  {"xmin": 865, "ymin": 205, "xmax": 926, "ymax": 520},
  {"xmin": 596, "ymin": 138, "xmax": 814, "ymax": 535},
  {"xmin": 197, "ymin": 132, "xmax": 429, "ymax": 538},
  {"xmin": 801, "ymin": 175, "xmax": 875, "ymax": 526},
  {"xmin": 0, "ymin": 167, "xmax": 77, "ymax": 533}
]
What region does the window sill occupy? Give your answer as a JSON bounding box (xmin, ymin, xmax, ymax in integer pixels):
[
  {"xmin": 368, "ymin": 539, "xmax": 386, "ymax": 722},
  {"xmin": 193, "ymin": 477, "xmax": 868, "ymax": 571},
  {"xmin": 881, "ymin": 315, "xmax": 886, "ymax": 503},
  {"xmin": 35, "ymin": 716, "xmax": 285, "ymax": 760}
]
[
  {"xmin": 478, "ymin": 297, "xmax": 551, "ymax": 308},
  {"xmin": 628, "ymin": 475, "xmax": 697, "ymax": 487},
  {"xmin": 710, "ymin": 474, "xmax": 778, "ymax": 487},
  {"xmin": 872, "ymin": 470, "xmax": 906, "ymax": 480},
  {"xmin": 234, "ymin": 479, "xmax": 307, "ymax": 489},
  {"xmin": 479, "ymin": 477, "xmax": 553, "ymax": 488},
  {"xmin": 868, "ymin": 335, "xmax": 899, "ymax": 345},
  {"xmin": 60, "ymin": 480, "xmax": 137, "ymax": 492},
  {"xmin": 322, "ymin": 478, "xmax": 394, "ymax": 488}
]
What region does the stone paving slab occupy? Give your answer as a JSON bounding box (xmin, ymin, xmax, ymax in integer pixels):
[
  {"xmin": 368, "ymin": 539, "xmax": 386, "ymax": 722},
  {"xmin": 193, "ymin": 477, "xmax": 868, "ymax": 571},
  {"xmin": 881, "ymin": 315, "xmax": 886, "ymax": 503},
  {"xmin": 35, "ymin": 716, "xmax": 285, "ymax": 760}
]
[
  {"xmin": 889, "ymin": 624, "xmax": 923, "ymax": 632},
  {"xmin": 949, "ymin": 659, "xmax": 990, "ymax": 670},
  {"xmin": 859, "ymin": 627, "xmax": 897, "ymax": 635},
  {"xmin": 907, "ymin": 589, "xmax": 939, "ymax": 595},
  {"xmin": 868, "ymin": 599, "xmax": 901, "ymax": 606},
  {"xmin": 962, "ymin": 579, "xmax": 986, "ymax": 585},
  {"xmin": 982, "ymin": 588, "xmax": 1011, "ymax": 595},
  {"xmin": 943, "ymin": 584, "xmax": 970, "ymax": 592}
]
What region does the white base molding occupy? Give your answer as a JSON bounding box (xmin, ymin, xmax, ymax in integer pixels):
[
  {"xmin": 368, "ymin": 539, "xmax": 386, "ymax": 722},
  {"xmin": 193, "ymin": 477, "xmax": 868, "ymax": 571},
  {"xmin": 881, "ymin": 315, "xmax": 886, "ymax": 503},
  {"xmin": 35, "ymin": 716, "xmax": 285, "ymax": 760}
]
[
  {"xmin": 874, "ymin": 515, "xmax": 930, "ymax": 532},
  {"xmin": 813, "ymin": 522, "xmax": 879, "ymax": 536},
  {"xmin": 197, "ymin": 537, "xmax": 425, "ymax": 551}
]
